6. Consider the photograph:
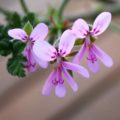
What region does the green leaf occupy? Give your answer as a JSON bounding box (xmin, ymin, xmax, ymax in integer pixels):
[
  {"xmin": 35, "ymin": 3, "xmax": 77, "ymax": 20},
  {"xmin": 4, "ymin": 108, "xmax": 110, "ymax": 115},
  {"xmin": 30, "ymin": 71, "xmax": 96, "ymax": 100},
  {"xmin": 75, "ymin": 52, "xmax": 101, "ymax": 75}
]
[
  {"xmin": 22, "ymin": 13, "xmax": 37, "ymax": 26},
  {"xmin": 23, "ymin": 21, "xmax": 33, "ymax": 35},
  {"xmin": 75, "ymin": 39, "xmax": 84, "ymax": 46},
  {"xmin": 0, "ymin": 26, "xmax": 9, "ymax": 38},
  {"xmin": 7, "ymin": 55, "xmax": 26, "ymax": 77},
  {"xmin": 12, "ymin": 40, "xmax": 26, "ymax": 55},
  {"xmin": 0, "ymin": 25, "xmax": 4, "ymax": 38},
  {"xmin": 0, "ymin": 39, "xmax": 12, "ymax": 56},
  {"xmin": 7, "ymin": 12, "xmax": 22, "ymax": 28}
]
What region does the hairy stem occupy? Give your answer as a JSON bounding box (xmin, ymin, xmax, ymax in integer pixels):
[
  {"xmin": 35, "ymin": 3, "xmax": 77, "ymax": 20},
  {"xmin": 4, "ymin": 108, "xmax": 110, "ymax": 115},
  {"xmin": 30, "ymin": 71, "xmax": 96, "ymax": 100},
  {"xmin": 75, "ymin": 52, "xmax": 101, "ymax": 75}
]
[{"xmin": 20, "ymin": 0, "xmax": 29, "ymax": 14}]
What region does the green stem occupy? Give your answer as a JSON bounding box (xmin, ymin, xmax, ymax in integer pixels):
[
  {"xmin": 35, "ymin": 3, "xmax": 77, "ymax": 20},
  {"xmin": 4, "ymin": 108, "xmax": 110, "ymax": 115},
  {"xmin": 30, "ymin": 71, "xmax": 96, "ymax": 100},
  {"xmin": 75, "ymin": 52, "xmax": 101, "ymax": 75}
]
[
  {"xmin": 20, "ymin": 0, "xmax": 29, "ymax": 14},
  {"xmin": 58, "ymin": 0, "xmax": 70, "ymax": 20}
]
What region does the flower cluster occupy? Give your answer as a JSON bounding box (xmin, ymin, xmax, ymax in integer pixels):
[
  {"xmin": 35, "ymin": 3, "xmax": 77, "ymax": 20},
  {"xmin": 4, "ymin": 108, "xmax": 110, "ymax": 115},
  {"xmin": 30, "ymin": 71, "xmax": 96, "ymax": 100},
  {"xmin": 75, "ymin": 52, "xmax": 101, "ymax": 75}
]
[{"xmin": 8, "ymin": 12, "xmax": 113, "ymax": 98}]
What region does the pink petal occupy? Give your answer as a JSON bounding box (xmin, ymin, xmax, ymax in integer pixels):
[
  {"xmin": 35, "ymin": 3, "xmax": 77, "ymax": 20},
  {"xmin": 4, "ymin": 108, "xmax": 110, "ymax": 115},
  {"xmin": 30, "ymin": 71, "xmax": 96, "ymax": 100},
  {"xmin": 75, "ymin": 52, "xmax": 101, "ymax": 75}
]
[
  {"xmin": 63, "ymin": 61, "xmax": 89, "ymax": 78},
  {"xmin": 23, "ymin": 46, "xmax": 37, "ymax": 72},
  {"xmin": 33, "ymin": 40, "xmax": 57, "ymax": 61},
  {"xmin": 26, "ymin": 64, "xmax": 37, "ymax": 72},
  {"xmin": 91, "ymin": 12, "xmax": 111, "ymax": 36},
  {"xmin": 30, "ymin": 23, "xmax": 48, "ymax": 41},
  {"xmin": 92, "ymin": 45, "xmax": 113, "ymax": 67},
  {"xmin": 42, "ymin": 70, "xmax": 56, "ymax": 96},
  {"xmin": 59, "ymin": 30, "xmax": 76, "ymax": 57},
  {"xmin": 87, "ymin": 47, "xmax": 100, "ymax": 73},
  {"xmin": 72, "ymin": 18, "xmax": 89, "ymax": 38},
  {"xmin": 62, "ymin": 67, "xmax": 78, "ymax": 92},
  {"xmin": 87, "ymin": 58, "xmax": 100, "ymax": 73},
  {"xmin": 32, "ymin": 51, "xmax": 48, "ymax": 68},
  {"xmin": 55, "ymin": 84, "xmax": 66, "ymax": 98},
  {"xmin": 36, "ymin": 58, "xmax": 48, "ymax": 68},
  {"xmin": 55, "ymin": 67, "xmax": 66, "ymax": 98},
  {"xmin": 73, "ymin": 44, "xmax": 86, "ymax": 64},
  {"xmin": 8, "ymin": 29, "xmax": 28, "ymax": 42}
]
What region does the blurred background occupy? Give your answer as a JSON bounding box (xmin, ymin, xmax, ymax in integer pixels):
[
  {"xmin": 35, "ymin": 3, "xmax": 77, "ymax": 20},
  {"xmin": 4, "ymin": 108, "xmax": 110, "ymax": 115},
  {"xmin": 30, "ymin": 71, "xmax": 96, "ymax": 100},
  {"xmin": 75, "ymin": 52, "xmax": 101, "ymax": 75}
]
[{"xmin": 0, "ymin": 0, "xmax": 120, "ymax": 120}]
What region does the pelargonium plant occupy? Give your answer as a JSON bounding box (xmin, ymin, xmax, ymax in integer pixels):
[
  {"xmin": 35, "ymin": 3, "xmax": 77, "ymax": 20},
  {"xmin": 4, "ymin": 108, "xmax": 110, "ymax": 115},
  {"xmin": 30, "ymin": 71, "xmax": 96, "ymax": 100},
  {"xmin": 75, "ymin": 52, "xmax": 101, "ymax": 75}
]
[{"xmin": 0, "ymin": 0, "xmax": 115, "ymax": 97}]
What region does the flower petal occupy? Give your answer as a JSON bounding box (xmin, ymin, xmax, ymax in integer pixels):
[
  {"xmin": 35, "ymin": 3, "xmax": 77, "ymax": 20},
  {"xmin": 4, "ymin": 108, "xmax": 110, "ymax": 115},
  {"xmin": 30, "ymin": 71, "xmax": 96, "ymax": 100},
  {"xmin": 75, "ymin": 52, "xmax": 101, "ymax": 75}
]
[
  {"xmin": 42, "ymin": 70, "xmax": 56, "ymax": 96},
  {"xmin": 30, "ymin": 23, "xmax": 48, "ymax": 41},
  {"xmin": 87, "ymin": 47, "xmax": 100, "ymax": 73},
  {"xmin": 62, "ymin": 67, "xmax": 78, "ymax": 92},
  {"xmin": 91, "ymin": 12, "xmax": 111, "ymax": 36},
  {"xmin": 87, "ymin": 58, "xmax": 100, "ymax": 73},
  {"xmin": 32, "ymin": 51, "xmax": 48, "ymax": 68},
  {"xmin": 92, "ymin": 44, "xmax": 113, "ymax": 67},
  {"xmin": 26, "ymin": 64, "xmax": 37, "ymax": 72},
  {"xmin": 33, "ymin": 40, "xmax": 57, "ymax": 61},
  {"xmin": 35, "ymin": 57, "xmax": 48, "ymax": 68},
  {"xmin": 8, "ymin": 29, "xmax": 28, "ymax": 42},
  {"xmin": 55, "ymin": 84, "xmax": 66, "ymax": 98},
  {"xmin": 59, "ymin": 30, "xmax": 76, "ymax": 57},
  {"xmin": 63, "ymin": 61, "xmax": 89, "ymax": 78},
  {"xmin": 73, "ymin": 44, "xmax": 86, "ymax": 64},
  {"xmin": 23, "ymin": 46, "xmax": 37, "ymax": 72},
  {"xmin": 72, "ymin": 18, "xmax": 89, "ymax": 38}
]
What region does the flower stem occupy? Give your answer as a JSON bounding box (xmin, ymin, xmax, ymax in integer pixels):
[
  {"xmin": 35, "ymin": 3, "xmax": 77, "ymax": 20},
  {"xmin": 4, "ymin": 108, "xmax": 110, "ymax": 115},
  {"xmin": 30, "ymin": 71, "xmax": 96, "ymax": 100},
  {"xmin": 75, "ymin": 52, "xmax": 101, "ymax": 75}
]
[
  {"xmin": 58, "ymin": 0, "xmax": 70, "ymax": 20},
  {"xmin": 20, "ymin": 0, "xmax": 29, "ymax": 14}
]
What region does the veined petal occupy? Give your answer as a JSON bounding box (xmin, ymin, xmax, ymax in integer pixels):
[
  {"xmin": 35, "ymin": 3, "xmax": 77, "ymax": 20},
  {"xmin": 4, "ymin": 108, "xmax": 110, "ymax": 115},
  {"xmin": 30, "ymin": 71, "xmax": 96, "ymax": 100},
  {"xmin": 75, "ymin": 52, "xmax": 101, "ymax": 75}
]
[
  {"xmin": 63, "ymin": 61, "xmax": 89, "ymax": 78},
  {"xmin": 72, "ymin": 18, "xmax": 89, "ymax": 38},
  {"xmin": 30, "ymin": 23, "xmax": 48, "ymax": 41},
  {"xmin": 59, "ymin": 30, "xmax": 76, "ymax": 57},
  {"xmin": 23, "ymin": 46, "xmax": 37, "ymax": 72},
  {"xmin": 92, "ymin": 44, "xmax": 113, "ymax": 67},
  {"xmin": 8, "ymin": 29, "xmax": 28, "ymax": 42},
  {"xmin": 42, "ymin": 70, "xmax": 56, "ymax": 96},
  {"xmin": 32, "ymin": 51, "xmax": 48, "ymax": 68},
  {"xmin": 87, "ymin": 58, "xmax": 99, "ymax": 73},
  {"xmin": 87, "ymin": 47, "xmax": 100, "ymax": 73},
  {"xmin": 73, "ymin": 44, "xmax": 86, "ymax": 64},
  {"xmin": 62, "ymin": 67, "xmax": 78, "ymax": 92},
  {"xmin": 55, "ymin": 84, "xmax": 66, "ymax": 98},
  {"xmin": 91, "ymin": 12, "xmax": 111, "ymax": 36},
  {"xmin": 26, "ymin": 64, "xmax": 37, "ymax": 72},
  {"xmin": 33, "ymin": 40, "xmax": 57, "ymax": 61}
]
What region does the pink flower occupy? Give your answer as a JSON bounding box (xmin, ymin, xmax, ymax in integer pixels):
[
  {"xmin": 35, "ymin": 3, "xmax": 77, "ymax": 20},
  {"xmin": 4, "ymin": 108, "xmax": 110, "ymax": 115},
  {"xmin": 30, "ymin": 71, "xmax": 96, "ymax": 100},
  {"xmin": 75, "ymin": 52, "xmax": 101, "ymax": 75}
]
[
  {"xmin": 72, "ymin": 12, "xmax": 113, "ymax": 72},
  {"xmin": 33, "ymin": 30, "xmax": 89, "ymax": 97},
  {"xmin": 8, "ymin": 23, "xmax": 48, "ymax": 72}
]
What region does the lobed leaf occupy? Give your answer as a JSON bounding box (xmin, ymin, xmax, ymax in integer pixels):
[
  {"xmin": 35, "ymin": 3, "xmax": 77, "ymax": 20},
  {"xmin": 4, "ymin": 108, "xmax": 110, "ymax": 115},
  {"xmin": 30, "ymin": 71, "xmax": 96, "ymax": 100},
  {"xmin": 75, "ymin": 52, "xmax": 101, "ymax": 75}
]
[{"xmin": 7, "ymin": 55, "xmax": 26, "ymax": 77}]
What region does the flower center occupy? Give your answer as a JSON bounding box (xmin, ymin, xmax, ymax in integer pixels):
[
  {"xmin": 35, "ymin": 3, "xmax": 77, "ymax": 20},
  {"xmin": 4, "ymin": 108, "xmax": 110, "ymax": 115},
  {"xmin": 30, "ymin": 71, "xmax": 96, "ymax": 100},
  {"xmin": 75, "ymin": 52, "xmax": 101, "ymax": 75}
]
[
  {"xmin": 26, "ymin": 37, "xmax": 35, "ymax": 49},
  {"xmin": 22, "ymin": 36, "xmax": 28, "ymax": 40},
  {"xmin": 51, "ymin": 48, "xmax": 66, "ymax": 63}
]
